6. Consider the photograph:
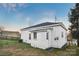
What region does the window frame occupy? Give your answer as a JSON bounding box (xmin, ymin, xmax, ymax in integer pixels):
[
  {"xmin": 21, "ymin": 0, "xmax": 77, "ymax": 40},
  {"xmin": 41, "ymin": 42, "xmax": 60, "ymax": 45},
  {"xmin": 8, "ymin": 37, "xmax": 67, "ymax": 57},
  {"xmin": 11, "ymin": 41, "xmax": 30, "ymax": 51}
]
[
  {"xmin": 62, "ymin": 32, "xmax": 63, "ymax": 38},
  {"xmin": 46, "ymin": 32, "xmax": 49, "ymax": 40},
  {"xmin": 33, "ymin": 32, "xmax": 37, "ymax": 39},
  {"xmin": 54, "ymin": 37, "xmax": 59, "ymax": 40},
  {"xmin": 29, "ymin": 33, "xmax": 31, "ymax": 40}
]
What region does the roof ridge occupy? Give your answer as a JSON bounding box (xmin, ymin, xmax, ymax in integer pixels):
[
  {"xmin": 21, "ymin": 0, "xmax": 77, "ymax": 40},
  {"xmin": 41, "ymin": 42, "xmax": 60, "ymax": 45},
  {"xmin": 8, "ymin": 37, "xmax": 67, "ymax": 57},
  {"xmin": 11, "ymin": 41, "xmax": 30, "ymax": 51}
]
[{"xmin": 21, "ymin": 22, "xmax": 64, "ymax": 30}]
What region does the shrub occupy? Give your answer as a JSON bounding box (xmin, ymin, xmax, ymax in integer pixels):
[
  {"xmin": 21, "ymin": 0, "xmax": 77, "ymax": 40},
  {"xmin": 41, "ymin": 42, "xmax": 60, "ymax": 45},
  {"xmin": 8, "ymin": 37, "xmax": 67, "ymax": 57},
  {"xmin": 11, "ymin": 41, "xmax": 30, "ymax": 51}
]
[{"xmin": 18, "ymin": 39, "xmax": 23, "ymax": 43}]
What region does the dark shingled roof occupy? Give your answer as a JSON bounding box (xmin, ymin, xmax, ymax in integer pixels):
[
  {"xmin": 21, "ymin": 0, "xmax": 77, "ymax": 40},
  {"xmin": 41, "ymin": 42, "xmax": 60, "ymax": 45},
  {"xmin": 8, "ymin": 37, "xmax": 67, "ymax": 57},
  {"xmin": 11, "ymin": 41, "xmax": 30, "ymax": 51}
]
[{"xmin": 21, "ymin": 22, "xmax": 66, "ymax": 30}]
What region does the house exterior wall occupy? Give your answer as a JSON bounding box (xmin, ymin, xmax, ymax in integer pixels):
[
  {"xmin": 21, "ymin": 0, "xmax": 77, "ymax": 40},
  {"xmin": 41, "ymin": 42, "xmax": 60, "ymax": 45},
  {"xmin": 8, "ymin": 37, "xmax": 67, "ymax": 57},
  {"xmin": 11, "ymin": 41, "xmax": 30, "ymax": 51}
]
[
  {"xmin": 50, "ymin": 26, "xmax": 67, "ymax": 48},
  {"xmin": 21, "ymin": 29, "xmax": 50, "ymax": 49},
  {"xmin": 21, "ymin": 31, "xmax": 31, "ymax": 43},
  {"xmin": 21, "ymin": 26, "xmax": 67, "ymax": 49},
  {"xmin": 31, "ymin": 31, "xmax": 50, "ymax": 49}
]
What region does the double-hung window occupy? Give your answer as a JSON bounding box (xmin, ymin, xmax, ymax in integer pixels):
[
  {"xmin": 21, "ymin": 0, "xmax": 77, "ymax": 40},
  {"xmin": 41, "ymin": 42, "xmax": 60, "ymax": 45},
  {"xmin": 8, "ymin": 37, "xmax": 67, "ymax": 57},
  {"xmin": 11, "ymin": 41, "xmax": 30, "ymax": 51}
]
[
  {"xmin": 33, "ymin": 32, "xmax": 37, "ymax": 39},
  {"xmin": 29, "ymin": 33, "xmax": 31, "ymax": 40}
]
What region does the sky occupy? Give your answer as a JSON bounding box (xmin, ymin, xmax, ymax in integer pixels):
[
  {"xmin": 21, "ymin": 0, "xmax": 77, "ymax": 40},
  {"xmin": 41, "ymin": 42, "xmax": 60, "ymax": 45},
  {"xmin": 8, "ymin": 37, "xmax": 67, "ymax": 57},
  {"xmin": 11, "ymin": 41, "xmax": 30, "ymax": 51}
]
[{"xmin": 0, "ymin": 3, "xmax": 75, "ymax": 31}]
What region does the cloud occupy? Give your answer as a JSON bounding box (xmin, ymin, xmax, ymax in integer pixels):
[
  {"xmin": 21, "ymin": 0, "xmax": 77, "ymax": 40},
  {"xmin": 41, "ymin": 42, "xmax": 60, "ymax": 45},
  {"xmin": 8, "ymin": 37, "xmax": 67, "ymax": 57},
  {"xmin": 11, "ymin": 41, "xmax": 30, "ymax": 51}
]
[
  {"xmin": 0, "ymin": 3, "xmax": 17, "ymax": 12},
  {"xmin": 41, "ymin": 10, "xmax": 56, "ymax": 18},
  {"xmin": 35, "ymin": 17, "xmax": 55, "ymax": 25},
  {"xmin": 25, "ymin": 17, "xmax": 32, "ymax": 26},
  {"xmin": 34, "ymin": 10, "xmax": 70, "ymax": 29},
  {"xmin": 0, "ymin": 3, "xmax": 29, "ymax": 12},
  {"xmin": 18, "ymin": 3, "xmax": 29, "ymax": 8},
  {"xmin": 4, "ymin": 19, "xmax": 31, "ymax": 32},
  {"xmin": 55, "ymin": 16, "xmax": 71, "ymax": 29},
  {"xmin": 15, "ymin": 13, "xmax": 32, "ymax": 25},
  {"xmin": 33, "ymin": 10, "xmax": 56, "ymax": 25},
  {"xmin": 15, "ymin": 13, "xmax": 33, "ymax": 28}
]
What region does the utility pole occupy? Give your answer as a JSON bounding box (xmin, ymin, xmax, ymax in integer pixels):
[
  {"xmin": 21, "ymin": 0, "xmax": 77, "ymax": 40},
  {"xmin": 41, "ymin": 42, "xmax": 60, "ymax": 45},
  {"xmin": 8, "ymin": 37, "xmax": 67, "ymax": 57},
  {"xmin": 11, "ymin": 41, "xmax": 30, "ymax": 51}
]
[{"xmin": 55, "ymin": 16, "xmax": 57, "ymax": 23}]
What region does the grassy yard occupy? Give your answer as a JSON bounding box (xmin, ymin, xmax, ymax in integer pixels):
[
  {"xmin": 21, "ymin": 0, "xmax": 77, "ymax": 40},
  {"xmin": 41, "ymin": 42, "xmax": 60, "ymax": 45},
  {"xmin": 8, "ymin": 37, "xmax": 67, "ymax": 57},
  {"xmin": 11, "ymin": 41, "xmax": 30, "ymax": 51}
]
[{"xmin": 0, "ymin": 39, "xmax": 78, "ymax": 56}]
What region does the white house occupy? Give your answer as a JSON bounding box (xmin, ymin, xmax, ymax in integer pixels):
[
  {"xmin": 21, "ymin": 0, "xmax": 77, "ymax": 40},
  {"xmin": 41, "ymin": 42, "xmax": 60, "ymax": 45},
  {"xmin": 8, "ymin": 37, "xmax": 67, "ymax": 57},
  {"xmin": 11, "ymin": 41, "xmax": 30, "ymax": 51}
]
[{"xmin": 21, "ymin": 22, "xmax": 67, "ymax": 49}]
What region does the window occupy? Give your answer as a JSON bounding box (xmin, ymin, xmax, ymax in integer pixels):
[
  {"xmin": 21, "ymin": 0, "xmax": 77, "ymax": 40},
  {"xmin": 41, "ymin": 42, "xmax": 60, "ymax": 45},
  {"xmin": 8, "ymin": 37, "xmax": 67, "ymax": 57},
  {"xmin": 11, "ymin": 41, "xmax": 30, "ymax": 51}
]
[
  {"xmin": 33, "ymin": 32, "xmax": 37, "ymax": 39},
  {"xmin": 56, "ymin": 37, "xmax": 59, "ymax": 40},
  {"xmin": 62, "ymin": 32, "xmax": 63, "ymax": 38},
  {"xmin": 54, "ymin": 37, "xmax": 59, "ymax": 40},
  {"xmin": 55, "ymin": 38, "xmax": 57, "ymax": 40},
  {"xmin": 46, "ymin": 32, "xmax": 49, "ymax": 40},
  {"xmin": 29, "ymin": 33, "xmax": 31, "ymax": 40}
]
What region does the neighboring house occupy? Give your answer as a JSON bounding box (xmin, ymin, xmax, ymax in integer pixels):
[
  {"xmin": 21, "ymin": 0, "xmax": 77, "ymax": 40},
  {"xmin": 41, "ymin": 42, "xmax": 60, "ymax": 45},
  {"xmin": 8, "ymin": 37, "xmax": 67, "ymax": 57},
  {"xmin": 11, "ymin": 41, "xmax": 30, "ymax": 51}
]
[
  {"xmin": 21, "ymin": 22, "xmax": 67, "ymax": 49},
  {"xmin": 0, "ymin": 31, "xmax": 20, "ymax": 39}
]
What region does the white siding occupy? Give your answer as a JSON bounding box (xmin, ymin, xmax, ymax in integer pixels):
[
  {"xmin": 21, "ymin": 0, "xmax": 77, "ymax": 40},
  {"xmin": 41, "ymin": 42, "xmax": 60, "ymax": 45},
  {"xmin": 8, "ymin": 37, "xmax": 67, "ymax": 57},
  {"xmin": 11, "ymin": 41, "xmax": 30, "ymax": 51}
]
[
  {"xmin": 50, "ymin": 26, "xmax": 67, "ymax": 48},
  {"xmin": 21, "ymin": 31, "xmax": 31, "ymax": 43},
  {"xmin": 21, "ymin": 25, "xmax": 67, "ymax": 49},
  {"xmin": 31, "ymin": 31, "xmax": 49, "ymax": 49}
]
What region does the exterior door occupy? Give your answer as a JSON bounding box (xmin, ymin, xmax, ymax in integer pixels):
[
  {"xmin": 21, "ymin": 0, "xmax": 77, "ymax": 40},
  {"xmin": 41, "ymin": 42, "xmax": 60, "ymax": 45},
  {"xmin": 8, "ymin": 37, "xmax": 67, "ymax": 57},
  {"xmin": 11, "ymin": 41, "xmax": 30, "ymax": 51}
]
[{"xmin": 51, "ymin": 30, "xmax": 58, "ymax": 48}]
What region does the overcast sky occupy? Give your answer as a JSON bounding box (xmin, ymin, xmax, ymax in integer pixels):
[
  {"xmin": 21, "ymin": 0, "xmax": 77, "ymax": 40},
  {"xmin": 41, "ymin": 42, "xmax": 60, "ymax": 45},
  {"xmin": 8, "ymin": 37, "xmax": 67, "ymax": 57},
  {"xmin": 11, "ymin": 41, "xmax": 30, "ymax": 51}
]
[{"xmin": 0, "ymin": 3, "xmax": 75, "ymax": 31}]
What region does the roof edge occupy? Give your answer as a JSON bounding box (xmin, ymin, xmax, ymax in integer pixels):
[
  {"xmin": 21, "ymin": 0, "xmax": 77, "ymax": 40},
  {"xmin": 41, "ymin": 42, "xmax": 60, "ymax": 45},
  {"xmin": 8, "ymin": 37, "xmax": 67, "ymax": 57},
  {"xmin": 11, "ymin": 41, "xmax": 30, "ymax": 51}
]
[{"xmin": 21, "ymin": 22, "xmax": 67, "ymax": 31}]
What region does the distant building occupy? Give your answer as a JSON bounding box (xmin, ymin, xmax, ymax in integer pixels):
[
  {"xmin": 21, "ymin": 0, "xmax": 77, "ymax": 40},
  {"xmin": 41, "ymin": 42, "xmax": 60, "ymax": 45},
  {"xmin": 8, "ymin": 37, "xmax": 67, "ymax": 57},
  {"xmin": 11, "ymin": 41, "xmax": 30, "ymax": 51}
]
[
  {"xmin": 0, "ymin": 31, "xmax": 21, "ymax": 39},
  {"xmin": 21, "ymin": 22, "xmax": 67, "ymax": 49}
]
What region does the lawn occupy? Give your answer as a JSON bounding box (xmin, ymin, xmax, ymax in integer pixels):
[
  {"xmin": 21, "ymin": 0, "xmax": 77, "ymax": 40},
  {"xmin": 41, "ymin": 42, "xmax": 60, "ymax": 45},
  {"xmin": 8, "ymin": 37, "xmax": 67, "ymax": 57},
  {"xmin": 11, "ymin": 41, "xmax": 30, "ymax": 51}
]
[{"xmin": 0, "ymin": 39, "xmax": 78, "ymax": 56}]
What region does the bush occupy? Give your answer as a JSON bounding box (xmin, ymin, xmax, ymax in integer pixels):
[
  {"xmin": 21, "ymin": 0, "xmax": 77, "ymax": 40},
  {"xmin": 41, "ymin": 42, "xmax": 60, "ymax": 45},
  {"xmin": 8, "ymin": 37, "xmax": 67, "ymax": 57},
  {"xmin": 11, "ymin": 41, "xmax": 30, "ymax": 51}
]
[{"xmin": 18, "ymin": 39, "xmax": 23, "ymax": 43}]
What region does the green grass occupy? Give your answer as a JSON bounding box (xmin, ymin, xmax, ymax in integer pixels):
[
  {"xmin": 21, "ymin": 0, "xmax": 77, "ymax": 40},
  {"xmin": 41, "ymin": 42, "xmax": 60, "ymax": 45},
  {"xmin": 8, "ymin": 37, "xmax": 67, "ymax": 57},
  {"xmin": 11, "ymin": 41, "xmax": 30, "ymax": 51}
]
[
  {"xmin": 0, "ymin": 39, "xmax": 78, "ymax": 56},
  {"xmin": 0, "ymin": 39, "xmax": 32, "ymax": 49}
]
